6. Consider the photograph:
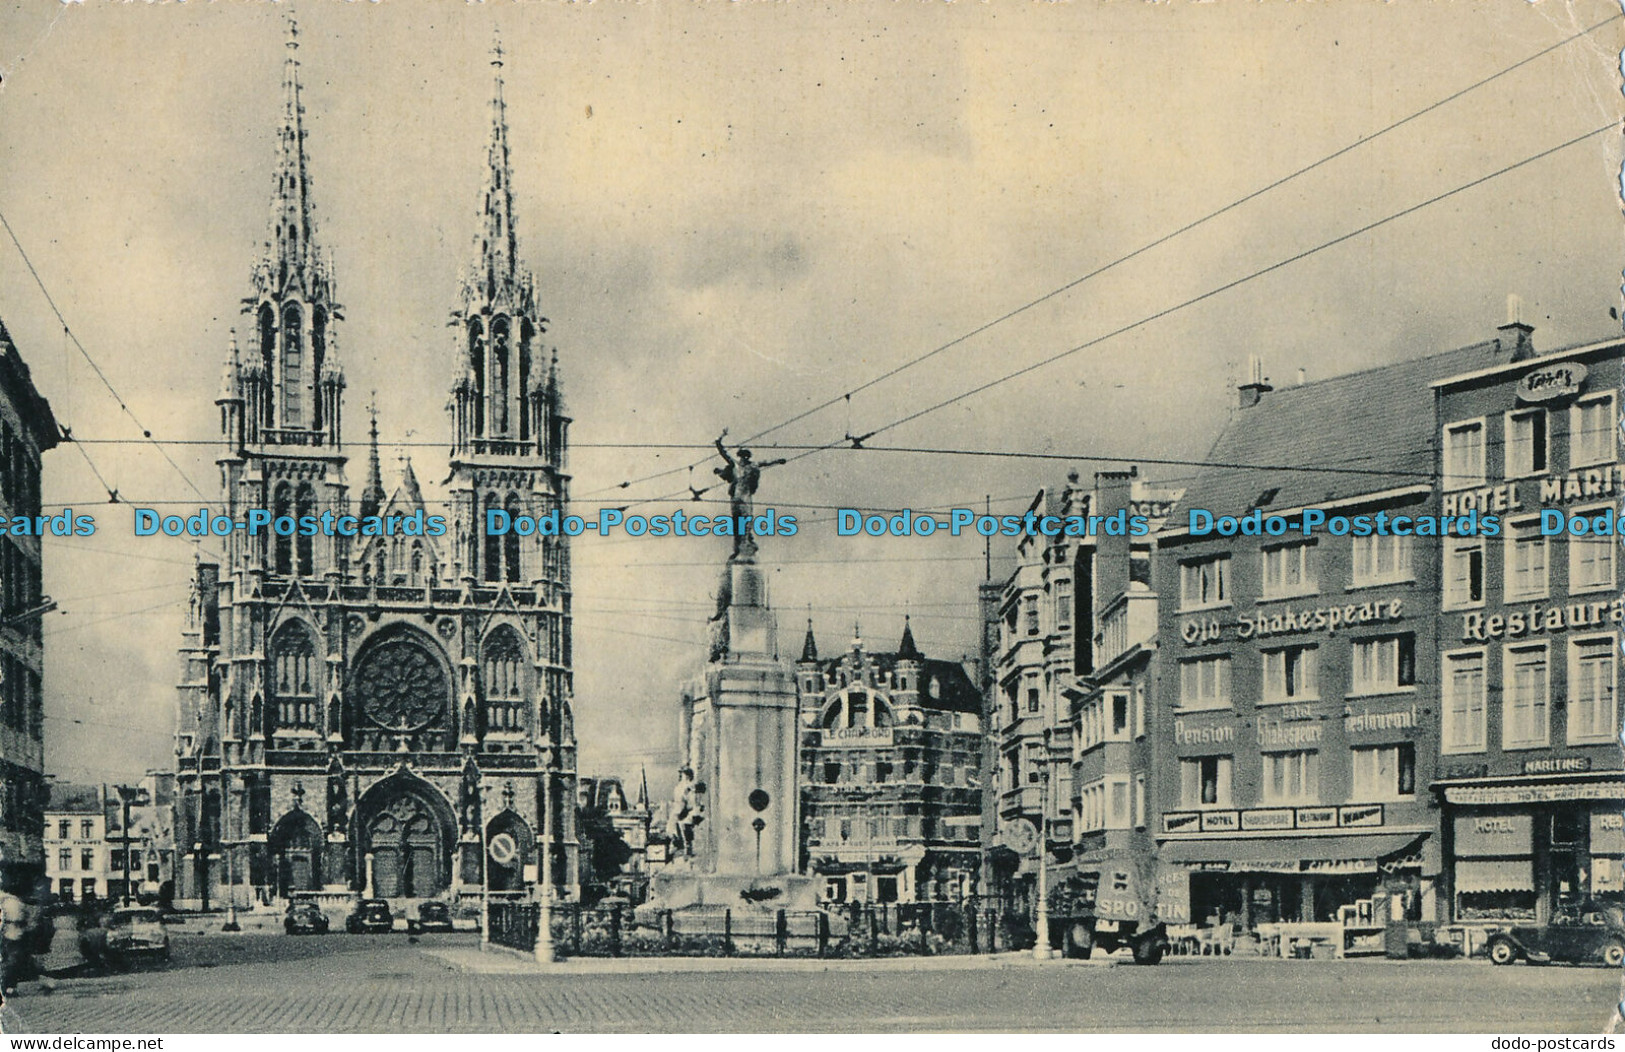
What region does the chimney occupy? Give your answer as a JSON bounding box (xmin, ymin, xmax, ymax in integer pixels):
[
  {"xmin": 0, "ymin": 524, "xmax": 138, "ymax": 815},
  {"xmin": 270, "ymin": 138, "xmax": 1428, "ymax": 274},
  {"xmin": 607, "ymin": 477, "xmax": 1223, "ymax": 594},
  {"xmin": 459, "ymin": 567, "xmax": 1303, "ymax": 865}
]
[
  {"xmin": 1499, "ymin": 294, "xmax": 1536, "ymax": 362},
  {"xmin": 1296, "ymin": 368, "xmax": 1307, "ymax": 387},
  {"xmin": 1238, "ymin": 355, "xmax": 1273, "ymax": 408}
]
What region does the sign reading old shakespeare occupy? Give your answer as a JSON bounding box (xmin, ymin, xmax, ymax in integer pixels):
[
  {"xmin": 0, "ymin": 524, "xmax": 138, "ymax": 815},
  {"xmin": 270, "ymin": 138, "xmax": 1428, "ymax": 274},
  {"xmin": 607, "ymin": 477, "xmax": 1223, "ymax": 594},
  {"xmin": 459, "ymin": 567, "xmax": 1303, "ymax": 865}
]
[{"xmin": 1182, "ymin": 599, "xmax": 1402, "ymax": 645}]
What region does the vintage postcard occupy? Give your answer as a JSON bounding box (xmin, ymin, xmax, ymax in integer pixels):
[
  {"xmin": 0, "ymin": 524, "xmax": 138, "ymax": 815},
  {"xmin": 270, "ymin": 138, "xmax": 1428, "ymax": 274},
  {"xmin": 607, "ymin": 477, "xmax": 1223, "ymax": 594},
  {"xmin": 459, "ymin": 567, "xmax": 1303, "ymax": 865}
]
[{"xmin": 0, "ymin": 0, "xmax": 1620, "ymax": 1037}]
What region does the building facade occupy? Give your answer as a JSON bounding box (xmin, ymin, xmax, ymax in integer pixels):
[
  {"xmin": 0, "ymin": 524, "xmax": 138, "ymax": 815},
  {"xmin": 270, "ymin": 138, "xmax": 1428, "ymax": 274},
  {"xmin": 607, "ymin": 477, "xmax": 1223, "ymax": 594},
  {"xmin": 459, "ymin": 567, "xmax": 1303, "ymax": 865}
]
[
  {"xmin": 797, "ymin": 623, "xmax": 983, "ymax": 903},
  {"xmin": 984, "ymin": 480, "xmax": 1090, "ymax": 917},
  {"xmin": 0, "ymin": 320, "xmax": 57, "ymax": 895},
  {"xmin": 1152, "ymin": 338, "xmax": 1521, "ymax": 932},
  {"xmin": 1058, "ymin": 471, "xmax": 1180, "ymax": 909},
  {"xmin": 1430, "ymin": 332, "xmax": 1623, "ymax": 925},
  {"xmin": 172, "ymin": 24, "xmax": 577, "ymax": 910},
  {"xmin": 45, "ymin": 783, "xmax": 109, "ymax": 905}
]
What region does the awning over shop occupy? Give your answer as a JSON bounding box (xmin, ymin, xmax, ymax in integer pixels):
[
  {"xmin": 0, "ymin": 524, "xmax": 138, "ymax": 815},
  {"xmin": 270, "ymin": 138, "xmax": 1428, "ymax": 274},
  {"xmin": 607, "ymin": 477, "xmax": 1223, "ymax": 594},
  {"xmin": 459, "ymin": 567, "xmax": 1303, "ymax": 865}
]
[
  {"xmin": 1161, "ymin": 832, "xmax": 1430, "ymax": 874},
  {"xmin": 1454, "ymin": 858, "xmax": 1535, "ymax": 894}
]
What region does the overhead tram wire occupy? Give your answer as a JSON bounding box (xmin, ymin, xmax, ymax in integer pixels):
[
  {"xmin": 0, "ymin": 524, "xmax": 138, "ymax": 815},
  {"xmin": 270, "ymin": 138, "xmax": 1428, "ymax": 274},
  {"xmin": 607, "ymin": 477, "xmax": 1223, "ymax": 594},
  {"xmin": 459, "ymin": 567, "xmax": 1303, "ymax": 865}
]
[
  {"xmin": 839, "ymin": 123, "xmax": 1618, "ymax": 449},
  {"xmin": 0, "ymin": 209, "xmax": 212, "ymax": 506},
  {"xmin": 579, "ymin": 14, "xmax": 1623, "ymax": 503}
]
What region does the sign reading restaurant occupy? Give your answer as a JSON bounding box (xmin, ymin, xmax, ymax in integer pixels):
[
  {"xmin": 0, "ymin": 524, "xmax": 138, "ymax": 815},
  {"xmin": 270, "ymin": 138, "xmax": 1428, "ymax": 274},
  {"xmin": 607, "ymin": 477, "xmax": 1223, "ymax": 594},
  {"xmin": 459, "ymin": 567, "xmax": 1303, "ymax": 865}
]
[{"xmin": 1460, "ymin": 598, "xmax": 1623, "ymax": 642}]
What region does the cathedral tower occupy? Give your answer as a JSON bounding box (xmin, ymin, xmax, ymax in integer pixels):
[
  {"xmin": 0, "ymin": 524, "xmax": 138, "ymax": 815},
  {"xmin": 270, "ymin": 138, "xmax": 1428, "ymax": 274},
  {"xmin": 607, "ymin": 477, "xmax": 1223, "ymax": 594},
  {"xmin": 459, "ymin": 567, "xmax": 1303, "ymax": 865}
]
[{"xmin": 175, "ymin": 23, "xmax": 577, "ymax": 914}]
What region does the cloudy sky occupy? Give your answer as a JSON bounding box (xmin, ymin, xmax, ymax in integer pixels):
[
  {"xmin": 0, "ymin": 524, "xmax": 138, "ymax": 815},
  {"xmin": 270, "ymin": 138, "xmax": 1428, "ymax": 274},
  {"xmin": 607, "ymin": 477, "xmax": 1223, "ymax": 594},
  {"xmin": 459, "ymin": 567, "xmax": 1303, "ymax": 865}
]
[{"xmin": 0, "ymin": 0, "xmax": 1619, "ymax": 792}]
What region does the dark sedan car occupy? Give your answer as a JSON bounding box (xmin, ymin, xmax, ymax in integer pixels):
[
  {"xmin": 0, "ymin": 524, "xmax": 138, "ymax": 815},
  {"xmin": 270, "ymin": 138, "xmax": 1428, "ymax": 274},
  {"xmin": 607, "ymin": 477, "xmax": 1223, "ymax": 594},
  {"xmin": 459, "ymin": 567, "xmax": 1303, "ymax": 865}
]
[
  {"xmin": 345, "ymin": 899, "xmax": 396, "ymax": 934},
  {"xmin": 1486, "ymin": 905, "xmax": 1625, "ymax": 967},
  {"xmin": 408, "ymin": 901, "xmax": 454, "ymax": 934},
  {"xmin": 284, "ymin": 901, "xmax": 330, "ymax": 935}
]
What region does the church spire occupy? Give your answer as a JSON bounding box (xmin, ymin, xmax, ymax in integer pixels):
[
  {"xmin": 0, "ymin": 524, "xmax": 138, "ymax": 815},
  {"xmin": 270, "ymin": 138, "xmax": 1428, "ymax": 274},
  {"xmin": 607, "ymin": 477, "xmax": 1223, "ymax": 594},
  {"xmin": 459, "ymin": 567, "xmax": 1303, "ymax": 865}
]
[
  {"xmin": 360, "ymin": 405, "xmax": 385, "ymax": 520},
  {"xmin": 473, "ymin": 32, "xmax": 522, "ymax": 304},
  {"xmin": 260, "ymin": 15, "xmax": 326, "ymax": 297},
  {"xmin": 800, "ymin": 619, "xmax": 819, "ymax": 663}
]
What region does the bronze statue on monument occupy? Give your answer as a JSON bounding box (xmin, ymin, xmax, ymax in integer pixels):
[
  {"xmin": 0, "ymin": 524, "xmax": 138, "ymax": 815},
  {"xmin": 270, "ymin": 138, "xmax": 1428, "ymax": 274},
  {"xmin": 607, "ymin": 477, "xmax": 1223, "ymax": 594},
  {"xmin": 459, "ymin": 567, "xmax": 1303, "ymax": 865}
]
[{"xmin": 708, "ymin": 430, "xmax": 786, "ymax": 661}]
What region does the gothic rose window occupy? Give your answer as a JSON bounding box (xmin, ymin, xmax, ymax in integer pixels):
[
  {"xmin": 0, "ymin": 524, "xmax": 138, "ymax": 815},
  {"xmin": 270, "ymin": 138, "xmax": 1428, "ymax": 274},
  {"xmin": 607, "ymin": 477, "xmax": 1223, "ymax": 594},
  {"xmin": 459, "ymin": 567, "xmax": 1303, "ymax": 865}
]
[{"xmin": 352, "ymin": 635, "xmax": 449, "ymax": 733}]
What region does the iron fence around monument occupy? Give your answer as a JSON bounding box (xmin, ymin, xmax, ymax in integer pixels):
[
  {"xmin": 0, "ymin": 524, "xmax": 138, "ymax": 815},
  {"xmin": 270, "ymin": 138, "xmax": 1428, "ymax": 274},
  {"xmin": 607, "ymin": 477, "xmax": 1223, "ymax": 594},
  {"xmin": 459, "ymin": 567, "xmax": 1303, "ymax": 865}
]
[{"xmin": 485, "ymin": 899, "xmax": 1008, "ymax": 959}]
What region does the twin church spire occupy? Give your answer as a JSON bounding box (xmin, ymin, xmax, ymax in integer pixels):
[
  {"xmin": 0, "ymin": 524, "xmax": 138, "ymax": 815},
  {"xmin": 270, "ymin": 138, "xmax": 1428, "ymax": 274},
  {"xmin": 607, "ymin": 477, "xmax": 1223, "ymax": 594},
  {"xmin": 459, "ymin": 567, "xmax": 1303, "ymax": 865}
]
[{"xmin": 219, "ymin": 20, "xmax": 560, "ymax": 471}]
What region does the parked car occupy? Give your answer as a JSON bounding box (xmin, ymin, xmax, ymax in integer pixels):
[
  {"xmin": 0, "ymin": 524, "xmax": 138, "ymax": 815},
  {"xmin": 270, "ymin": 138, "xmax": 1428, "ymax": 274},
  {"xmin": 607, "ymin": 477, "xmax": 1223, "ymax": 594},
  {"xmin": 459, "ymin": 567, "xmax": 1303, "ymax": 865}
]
[
  {"xmin": 345, "ymin": 899, "xmax": 395, "ymax": 934},
  {"xmin": 284, "ymin": 901, "xmax": 330, "ymax": 935},
  {"xmin": 1486, "ymin": 905, "xmax": 1625, "ymax": 967},
  {"xmin": 408, "ymin": 901, "xmax": 454, "ymax": 934},
  {"xmin": 80, "ymin": 907, "xmax": 169, "ymax": 969}
]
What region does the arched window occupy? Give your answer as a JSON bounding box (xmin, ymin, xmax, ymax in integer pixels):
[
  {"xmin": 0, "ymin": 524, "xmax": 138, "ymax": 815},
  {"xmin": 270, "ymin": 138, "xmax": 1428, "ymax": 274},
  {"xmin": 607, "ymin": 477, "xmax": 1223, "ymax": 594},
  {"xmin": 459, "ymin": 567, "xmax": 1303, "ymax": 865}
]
[
  {"xmin": 410, "ymin": 541, "xmax": 424, "ymax": 585},
  {"xmin": 482, "ymin": 630, "xmax": 527, "ymax": 734},
  {"xmin": 258, "ymin": 303, "xmax": 276, "ymax": 425},
  {"xmin": 281, "ymin": 302, "xmax": 304, "ymax": 428},
  {"xmin": 519, "ymin": 320, "xmax": 534, "ymax": 443},
  {"xmin": 504, "ymin": 493, "xmax": 523, "ymax": 583},
  {"xmin": 468, "ymin": 320, "xmax": 485, "ymax": 437},
  {"xmin": 491, "ymin": 318, "xmax": 511, "ymax": 436},
  {"xmin": 272, "ymin": 483, "xmax": 293, "ymax": 575},
  {"xmin": 311, "ymin": 308, "xmax": 327, "ymax": 432},
  {"xmin": 483, "ymin": 493, "xmax": 502, "ymax": 582},
  {"xmin": 295, "ymin": 483, "xmax": 316, "ymax": 577},
  {"xmin": 272, "ymin": 624, "xmax": 319, "ymax": 731}
]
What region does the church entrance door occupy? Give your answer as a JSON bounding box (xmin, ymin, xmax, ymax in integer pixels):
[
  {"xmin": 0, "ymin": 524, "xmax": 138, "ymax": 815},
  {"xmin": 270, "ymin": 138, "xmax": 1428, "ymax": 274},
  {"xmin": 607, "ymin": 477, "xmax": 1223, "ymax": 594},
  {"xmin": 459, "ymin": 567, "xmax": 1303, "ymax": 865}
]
[{"xmin": 367, "ymin": 795, "xmax": 446, "ymax": 898}]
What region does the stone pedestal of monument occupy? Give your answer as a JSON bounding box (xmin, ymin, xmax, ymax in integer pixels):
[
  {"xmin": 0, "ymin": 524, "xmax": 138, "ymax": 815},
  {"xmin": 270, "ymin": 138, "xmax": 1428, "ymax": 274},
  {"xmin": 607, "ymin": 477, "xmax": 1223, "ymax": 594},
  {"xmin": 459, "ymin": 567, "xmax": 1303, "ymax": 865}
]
[{"xmin": 647, "ymin": 551, "xmax": 815, "ymax": 919}]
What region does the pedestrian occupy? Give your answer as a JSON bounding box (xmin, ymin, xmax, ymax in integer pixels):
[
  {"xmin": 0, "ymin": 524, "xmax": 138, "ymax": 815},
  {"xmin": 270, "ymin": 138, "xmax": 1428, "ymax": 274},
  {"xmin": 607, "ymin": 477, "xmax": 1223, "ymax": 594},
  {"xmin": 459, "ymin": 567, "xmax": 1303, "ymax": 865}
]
[{"xmin": 0, "ymin": 885, "xmax": 28, "ymax": 995}]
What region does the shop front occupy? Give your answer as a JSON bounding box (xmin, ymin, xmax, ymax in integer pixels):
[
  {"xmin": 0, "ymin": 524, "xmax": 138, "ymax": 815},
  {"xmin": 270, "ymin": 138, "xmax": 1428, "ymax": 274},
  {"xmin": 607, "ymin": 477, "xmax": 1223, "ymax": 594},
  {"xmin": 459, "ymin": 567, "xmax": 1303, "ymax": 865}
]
[
  {"xmin": 1438, "ymin": 775, "xmax": 1625, "ymax": 924},
  {"xmin": 1162, "ymin": 831, "xmax": 1433, "ymax": 932}
]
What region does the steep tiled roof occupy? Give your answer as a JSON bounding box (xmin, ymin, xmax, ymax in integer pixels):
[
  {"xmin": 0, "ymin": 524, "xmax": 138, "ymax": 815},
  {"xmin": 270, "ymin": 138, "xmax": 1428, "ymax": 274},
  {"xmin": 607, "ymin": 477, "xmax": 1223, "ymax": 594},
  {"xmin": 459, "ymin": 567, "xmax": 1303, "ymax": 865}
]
[
  {"xmin": 46, "ymin": 783, "xmax": 102, "ymax": 814},
  {"xmin": 1169, "ymin": 340, "xmax": 1507, "ymax": 523}
]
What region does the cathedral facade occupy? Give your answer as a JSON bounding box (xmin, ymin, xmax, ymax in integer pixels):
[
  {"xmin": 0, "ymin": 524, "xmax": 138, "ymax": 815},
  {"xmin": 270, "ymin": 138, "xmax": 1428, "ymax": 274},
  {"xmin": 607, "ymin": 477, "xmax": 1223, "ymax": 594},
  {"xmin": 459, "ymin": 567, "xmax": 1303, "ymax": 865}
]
[{"xmin": 172, "ymin": 24, "xmax": 578, "ymax": 910}]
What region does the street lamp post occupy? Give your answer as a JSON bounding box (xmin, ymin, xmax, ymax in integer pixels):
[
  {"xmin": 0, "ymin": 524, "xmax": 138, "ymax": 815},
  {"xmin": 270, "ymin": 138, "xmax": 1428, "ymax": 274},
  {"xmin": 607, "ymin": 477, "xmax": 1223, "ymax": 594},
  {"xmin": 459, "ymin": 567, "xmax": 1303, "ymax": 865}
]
[
  {"xmin": 1032, "ymin": 758, "xmax": 1051, "ymax": 962},
  {"xmin": 534, "ymin": 766, "xmax": 554, "ymax": 965}
]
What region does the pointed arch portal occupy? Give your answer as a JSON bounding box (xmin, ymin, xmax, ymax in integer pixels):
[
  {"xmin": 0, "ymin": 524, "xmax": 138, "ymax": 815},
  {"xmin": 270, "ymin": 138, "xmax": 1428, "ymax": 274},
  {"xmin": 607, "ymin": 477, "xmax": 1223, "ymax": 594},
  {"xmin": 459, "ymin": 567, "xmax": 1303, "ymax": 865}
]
[{"xmin": 353, "ymin": 772, "xmax": 458, "ymax": 898}]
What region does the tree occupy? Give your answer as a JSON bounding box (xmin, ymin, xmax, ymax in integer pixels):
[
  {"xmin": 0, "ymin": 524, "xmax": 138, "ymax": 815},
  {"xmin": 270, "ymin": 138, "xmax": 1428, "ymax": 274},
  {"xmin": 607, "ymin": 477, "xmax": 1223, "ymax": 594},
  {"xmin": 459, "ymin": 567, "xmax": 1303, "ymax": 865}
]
[{"xmin": 577, "ymin": 805, "xmax": 633, "ymax": 903}]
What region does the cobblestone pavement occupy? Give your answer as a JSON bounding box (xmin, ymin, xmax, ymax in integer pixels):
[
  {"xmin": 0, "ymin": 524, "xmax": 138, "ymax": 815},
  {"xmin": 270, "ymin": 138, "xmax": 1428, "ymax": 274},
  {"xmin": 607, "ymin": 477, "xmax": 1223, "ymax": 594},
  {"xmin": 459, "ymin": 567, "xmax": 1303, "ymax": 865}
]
[{"xmin": 3, "ymin": 933, "xmax": 1619, "ymax": 1033}]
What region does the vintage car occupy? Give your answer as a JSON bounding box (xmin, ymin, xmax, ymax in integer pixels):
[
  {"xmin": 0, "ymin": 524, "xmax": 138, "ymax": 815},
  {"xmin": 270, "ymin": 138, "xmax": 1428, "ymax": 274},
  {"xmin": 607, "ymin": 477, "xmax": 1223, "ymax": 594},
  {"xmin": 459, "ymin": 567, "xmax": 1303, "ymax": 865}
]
[
  {"xmin": 80, "ymin": 907, "xmax": 170, "ymax": 968},
  {"xmin": 284, "ymin": 901, "xmax": 331, "ymax": 935},
  {"xmin": 1486, "ymin": 905, "xmax": 1625, "ymax": 967},
  {"xmin": 345, "ymin": 899, "xmax": 396, "ymax": 934},
  {"xmin": 407, "ymin": 901, "xmax": 454, "ymax": 934}
]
